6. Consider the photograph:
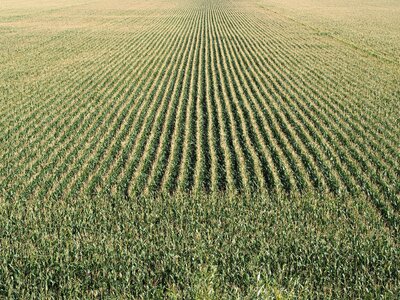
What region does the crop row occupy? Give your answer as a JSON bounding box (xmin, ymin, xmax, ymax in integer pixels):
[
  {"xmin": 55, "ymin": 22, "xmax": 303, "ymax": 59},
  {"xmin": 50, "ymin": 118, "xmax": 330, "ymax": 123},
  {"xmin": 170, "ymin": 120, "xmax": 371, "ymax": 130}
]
[{"xmin": 1, "ymin": 0, "xmax": 398, "ymax": 231}]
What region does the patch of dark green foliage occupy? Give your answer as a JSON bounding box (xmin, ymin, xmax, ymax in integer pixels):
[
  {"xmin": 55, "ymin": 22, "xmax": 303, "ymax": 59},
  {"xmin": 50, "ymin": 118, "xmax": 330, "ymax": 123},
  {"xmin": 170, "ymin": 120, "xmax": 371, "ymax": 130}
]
[{"xmin": 0, "ymin": 192, "xmax": 398, "ymax": 299}]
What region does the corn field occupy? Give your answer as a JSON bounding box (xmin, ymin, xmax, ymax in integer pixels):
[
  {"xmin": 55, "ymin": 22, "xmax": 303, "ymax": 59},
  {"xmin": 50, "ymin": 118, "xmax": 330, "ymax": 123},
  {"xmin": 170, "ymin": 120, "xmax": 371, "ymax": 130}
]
[{"xmin": 0, "ymin": 0, "xmax": 399, "ymax": 298}]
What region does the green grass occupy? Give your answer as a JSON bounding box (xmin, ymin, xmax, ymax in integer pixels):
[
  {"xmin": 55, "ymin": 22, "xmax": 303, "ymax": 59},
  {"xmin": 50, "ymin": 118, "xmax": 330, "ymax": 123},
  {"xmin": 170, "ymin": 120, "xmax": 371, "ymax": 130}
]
[{"xmin": 1, "ymin": 192, "xmax": 398, "ymax": 299}]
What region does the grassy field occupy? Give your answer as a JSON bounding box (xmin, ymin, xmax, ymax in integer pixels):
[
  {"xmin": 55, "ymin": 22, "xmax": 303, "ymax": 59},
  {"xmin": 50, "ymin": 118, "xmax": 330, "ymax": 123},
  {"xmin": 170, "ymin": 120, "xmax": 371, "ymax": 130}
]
[
  {"xmin": 0, "ymin": 0, "xmax": 399, "ymax": 298},
  {"xmin": 258, "ymin": 0, "xmax": 400, "ymax": 64}
]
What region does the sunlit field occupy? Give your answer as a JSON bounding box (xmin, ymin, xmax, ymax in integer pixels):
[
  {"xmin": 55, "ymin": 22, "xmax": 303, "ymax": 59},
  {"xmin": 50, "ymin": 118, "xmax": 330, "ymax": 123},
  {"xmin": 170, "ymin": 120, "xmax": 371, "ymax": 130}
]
[{"xmin": 0, "ymin": 0, "xmax": 399, "ymax": 298}]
